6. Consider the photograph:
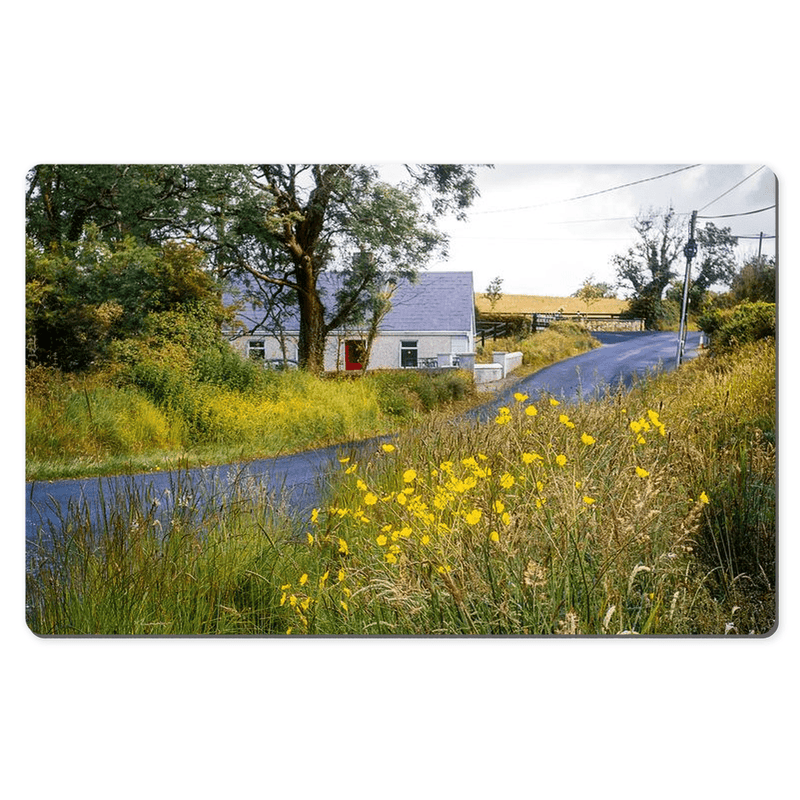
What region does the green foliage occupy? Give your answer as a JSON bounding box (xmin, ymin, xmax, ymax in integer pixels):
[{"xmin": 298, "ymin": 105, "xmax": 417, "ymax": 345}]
[
  {"xmin": 368, "ymin": 370, "xmax": 475, "ymax": 419},
  {"xmin": 613, "ymin": 207, "xmax": 684, "ymax": 329},
  {"xmin": 690, "ymin": 222, "xmax": 738, "ymax": 307},
  {"xmin": 731, "ymin": 256, "xmax": 776, "ymax": 304},
  {"xmin": 697, "ymin": 301, "xmax": 775, "ymax": 351},
  {"xmin": 571, "ymin": 274, "xmax": 616, "ymax": 307},
  {"xmin": 26, "ymin": 231, "xmax": 224, "ymax": 371}
]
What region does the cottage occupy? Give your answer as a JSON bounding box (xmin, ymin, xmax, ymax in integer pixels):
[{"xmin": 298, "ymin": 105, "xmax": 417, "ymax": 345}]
[{"xmin": 226, "ymin": 271, "xmax": 477, "ymax": 372}]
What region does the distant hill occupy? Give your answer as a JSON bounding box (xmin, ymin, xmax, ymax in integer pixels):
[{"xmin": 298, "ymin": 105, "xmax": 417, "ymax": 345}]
[{"xmin": 474, "ymin": 293, "xmax": 629, "ymax": 315}]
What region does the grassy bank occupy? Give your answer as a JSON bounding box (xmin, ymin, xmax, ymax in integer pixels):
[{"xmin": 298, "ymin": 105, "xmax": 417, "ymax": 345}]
[
  {"xmin": 26, "ymin": 366, "xmax": 476, "ymax": 481},
  {"xmin": 27, "ymin": 322, "xmax": 596, "ymax": 481},
  {"xmin": 476, "ymin": 321, "xmax": 600, "ymax": 376},
  {"xmin": 27, "ymin": 339, "xmax": 775, "ymax": 635}
]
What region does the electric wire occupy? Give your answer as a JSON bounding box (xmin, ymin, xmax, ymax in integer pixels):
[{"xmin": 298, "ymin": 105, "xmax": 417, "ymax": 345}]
[
  {"xmin": 697, "ymin": 204, "xmax": 775, "ymax": 220},
  {"xmin": 473, "ymin": 164, "xmax": 702, "ymax": 215},
  {"xmin": 697, "ymin": 166, "xmax": 766, "ymax": 212}
]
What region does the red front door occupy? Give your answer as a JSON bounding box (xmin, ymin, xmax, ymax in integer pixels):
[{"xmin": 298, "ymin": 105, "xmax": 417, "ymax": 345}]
[{"xmin": 345, "ymin": 340, "xmax": 366, "ymax": 371}]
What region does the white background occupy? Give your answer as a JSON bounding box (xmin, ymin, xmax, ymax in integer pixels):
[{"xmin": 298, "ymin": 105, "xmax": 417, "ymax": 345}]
[{"xmin": 4, "ymin": 3, "xmax": 795, "ymax": 798}]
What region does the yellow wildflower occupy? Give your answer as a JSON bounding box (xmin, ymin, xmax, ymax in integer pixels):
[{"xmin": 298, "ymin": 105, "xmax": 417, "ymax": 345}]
[
  {"xmin": 338, "ymin": 569, "xmax": 345, "ymax": 582},
  {"xmin": 338, "ymin": 538, "xmax": 349, "ymax": 554},
  {"xmin": 549, "ymin": 398, "xmax": 560, "ymax": 406},
  {"xmin": 500, "ymin": 472, "xmax": 515, "ymax": 489},
  {"xmin": 356, "ymin": 478, "xmax": 368, "ymax": 491},
  {"xmin": 421, "ymin": 534, "xmax": 431, "ymax": 545},
  {"xmin": 559, "ymin": 414, "xmax": 575, "ymax": 428},
  {"xmin": 490, "ymin": 530, "xmax": 500, "ymax": 543},
  {"xmin": 525, "ymin": 405, "xmax": 538, "ymax": 417},
  {"xmin": 699, "ymin": 491, "xmax": 710, "ymax": 504},
  {"xmin": 583, "ymin": 496, "xmax": 596, "ymax": 505},
  {"xmin": 493, "ymin": 499, "xmax": 505, "ymax": 514},
  {"xmin": 403, "ymin": 469, "xmax": 417, "ymax": 483},
  {"xmin": 319, "ymin": 571, "xmax": 329, "ymax": 588},
  {"xmin": 556, "ymin": 454, "xmax": 567, "ymax": 467},
  {"xmin": 501, "ymin": 511, "xmax": 511, "ymax": 525},
  {"xmin": 495, "ymin": 408, "xmax": 511, "ymax": 425},
  {"xmin": 340, "ymin": 600, "xmax": 349, "ymax": 612},
  {"xmin": 464, "ymin": 508, "xmax": 482, "ymax": 525},
  {"xmin": 381, "ymin": 443, "xmax": 396, "ymax": 453},
  {"xmin": 306, "ymin": 532, "xmax": 314, "ymax": 545},
  {"xmin": 635, "ymin": 466, "xmax": 650, "ymax": 478},
  {"xmin": 396, "ymin": 492, "xmax": 407, "ymax": 506},
  {"xmin": 310, "ymin": 507, "xmax": 319, "ymax": 523},
  {"xmin": 581, "ymin": 433, "xmax": 596, "ymax": 445},
  {"xmin": 345, "ymin": 463, "xmax": 357, "ymax": 474},
  {"xmin": 364, "ymin": 492, "xmax": 378, "ymax": 506},
  {"xmin": 299, "ymin": 573, "xmax": 309, "ymax": 586},
  {"xmin": 514, "ymin": 392, "xmax": 529, "ymax": 402},
  {"xmin": 338, "ymin": 456, "xmax": 350, "ymax": 464},
  {"xmin": 385, "ymin": 552, "xmax": 397, "ymax": 564},
  {"xmin": 376, "ymin": 534, "xmax": 388, "ymax": 546}
]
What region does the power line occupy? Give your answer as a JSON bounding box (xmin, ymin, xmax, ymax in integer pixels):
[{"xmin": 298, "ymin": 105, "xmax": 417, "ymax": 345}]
[
  {"xmin": 474, "ymin": 164, "xmax": 702, "ymax": 215},
  {"xmin": 697, "ymin": 166, "xmax": 766, "ymax": 212},
  {"xmin": 697, "ymin": 204, "xmax": 775, "ymax": 220}
]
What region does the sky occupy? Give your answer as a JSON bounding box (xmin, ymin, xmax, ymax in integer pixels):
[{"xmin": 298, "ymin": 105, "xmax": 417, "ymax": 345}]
[{"xmin": 417, "ymin": 163, "xmax": 777, "ymax": 297}]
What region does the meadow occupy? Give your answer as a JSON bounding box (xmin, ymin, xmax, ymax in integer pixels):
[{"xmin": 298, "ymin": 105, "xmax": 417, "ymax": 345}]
[
  {"xmin": 26, "ymin": 322, "xmax": 599, "ymax": 481},
  {"xmin": 26, "ymin": 337, "xmax": 776, "ymax": 636}
]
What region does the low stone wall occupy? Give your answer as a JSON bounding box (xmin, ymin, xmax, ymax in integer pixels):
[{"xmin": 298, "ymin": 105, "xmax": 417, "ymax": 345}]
[
  {"xmin": 580, "ymin": 318, "xmax": 645, "ymax": 332},
  {"xmin": 492, "ymin": 350, "xmax": 523, "ymax": 377},
  {"xmin": 474, "ymin": 363, "xmax": 504, "ymax": 385}
]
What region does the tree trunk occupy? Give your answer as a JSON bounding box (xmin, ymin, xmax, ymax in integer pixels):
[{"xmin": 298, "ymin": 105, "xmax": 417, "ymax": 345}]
[{"xmin": 296, "ymin": 269, "xmax": 327, "ymax": 373}]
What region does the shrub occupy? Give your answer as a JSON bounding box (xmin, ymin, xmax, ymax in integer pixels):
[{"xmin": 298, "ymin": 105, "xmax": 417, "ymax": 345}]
[
  {"xmin": 698, "ymin": 301, "xmax": 775, "ymax": 351},
  {"xmin": 368, "ymin": 370, "xmax": 475, "ymax": 419}
]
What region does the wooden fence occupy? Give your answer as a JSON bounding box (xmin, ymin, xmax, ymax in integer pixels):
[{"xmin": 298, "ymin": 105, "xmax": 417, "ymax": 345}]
[{"xmin": 476, "ymin": 312, "xmax": 644, "ymax": 345}]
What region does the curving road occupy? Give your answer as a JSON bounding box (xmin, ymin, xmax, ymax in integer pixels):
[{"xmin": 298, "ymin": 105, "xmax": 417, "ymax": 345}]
[{"xmin": 25, "ymin": 331, "xmax": 701, "ymax": 553}]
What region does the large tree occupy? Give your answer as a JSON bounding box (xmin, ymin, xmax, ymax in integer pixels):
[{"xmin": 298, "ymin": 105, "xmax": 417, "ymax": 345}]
[
  {"xmin": 690, "ymin": 222, "xmax": 738, "ymax": 307},
  {"xmin": 185, "ymin": 165, "xmax": 482, "ymax": 372},
  {"xmin": 612, "ymin": 207, "xmax": 684, "ymax": 328}
]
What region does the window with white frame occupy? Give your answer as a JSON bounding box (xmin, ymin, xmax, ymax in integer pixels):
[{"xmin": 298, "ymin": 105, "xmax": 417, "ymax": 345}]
[
  {"xmin": 247, "ymin": 339, "xmax": 266, "ymax": 361},
  {"xmin": 400, "ymin": 340, "xmax": 418, "ymax": 368}
]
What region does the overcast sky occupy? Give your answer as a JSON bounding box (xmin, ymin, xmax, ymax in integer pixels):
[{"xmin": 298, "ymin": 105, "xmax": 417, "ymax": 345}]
[{"xmin": 413, "ymin": 164, "xmax": 777, "ymax": 297}]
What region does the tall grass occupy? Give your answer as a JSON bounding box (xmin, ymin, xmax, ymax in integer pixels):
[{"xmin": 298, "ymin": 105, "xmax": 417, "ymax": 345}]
[
  {"xmin": 477, "ymin": 321, "xmax": 600, "ymax": 374},
  {"xmin": 27, "ymin": 469, "xmax": 288, "ymax": 635},
  {"xmin": 27, "ymin": 340, "xmax": 775, "ymax": 635},
  {"xmin": 25, "ymin": 365, "xmax": 476, "ymax": 480}
]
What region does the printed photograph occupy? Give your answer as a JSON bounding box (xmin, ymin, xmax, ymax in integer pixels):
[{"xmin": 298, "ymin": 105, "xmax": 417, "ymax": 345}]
[{"xmin": 25, "ymin": 164, "xmax": 777, "ymax": 636}]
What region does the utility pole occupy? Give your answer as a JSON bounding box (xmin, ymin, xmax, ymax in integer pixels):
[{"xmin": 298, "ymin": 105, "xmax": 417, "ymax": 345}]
[
  {"xmin": 757, "ymin": 231, "xmax": 764, "ymax": 261},
  {"xmin": 676, "ymin": 210, "xmax": 697, "ymax": 368}
]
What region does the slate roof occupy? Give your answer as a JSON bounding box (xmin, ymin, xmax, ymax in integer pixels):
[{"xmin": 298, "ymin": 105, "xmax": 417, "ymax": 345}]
[{"xmin": 228, "ymin": 271, "xmax": 475, "ymax": 335}]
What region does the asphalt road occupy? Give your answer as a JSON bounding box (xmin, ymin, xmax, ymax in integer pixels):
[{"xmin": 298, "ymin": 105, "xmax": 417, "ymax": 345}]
[{"xmin": 25, "ymin": 330, "xmax": 701, "ymax": 554}]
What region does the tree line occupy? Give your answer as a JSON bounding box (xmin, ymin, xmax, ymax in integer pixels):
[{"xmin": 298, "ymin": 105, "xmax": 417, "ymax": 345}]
[{"xmin": 26, "ymin": 165, "xmax": 483, "ymax": 373}]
